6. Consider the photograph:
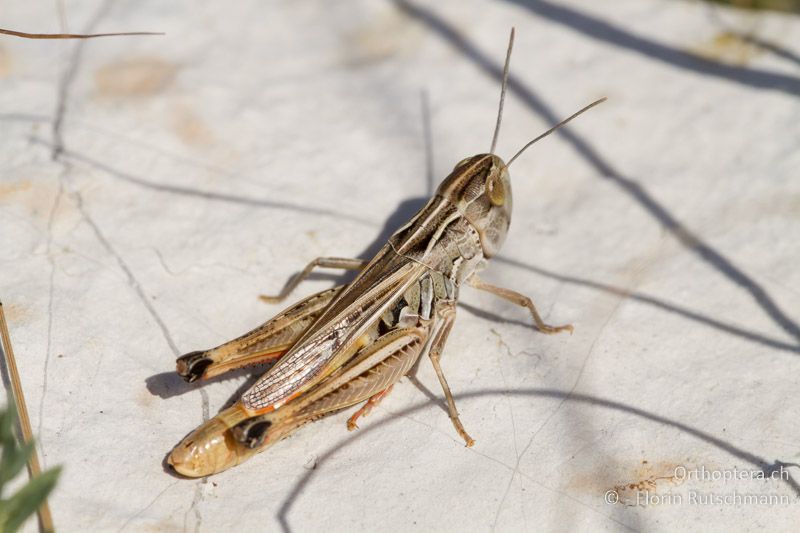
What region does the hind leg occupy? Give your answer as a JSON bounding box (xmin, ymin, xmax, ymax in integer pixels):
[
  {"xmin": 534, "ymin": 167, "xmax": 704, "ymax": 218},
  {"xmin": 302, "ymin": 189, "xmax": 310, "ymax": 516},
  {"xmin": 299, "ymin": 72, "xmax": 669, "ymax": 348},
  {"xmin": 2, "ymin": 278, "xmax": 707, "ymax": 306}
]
[{"xmin": 176, "ymin": 286, "xmax": 343, "ymax": 382}]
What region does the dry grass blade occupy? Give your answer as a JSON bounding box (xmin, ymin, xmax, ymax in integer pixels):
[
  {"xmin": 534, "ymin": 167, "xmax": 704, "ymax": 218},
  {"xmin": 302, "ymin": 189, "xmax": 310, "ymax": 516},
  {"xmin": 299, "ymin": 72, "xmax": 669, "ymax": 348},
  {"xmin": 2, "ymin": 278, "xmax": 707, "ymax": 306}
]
[
  {"xmin": 0, "ymin": 28, "xmax": 163, "ymax": 39},
  {"xmin": 0, "ymin": 303, "xmax": 53, "ymax": 532}
]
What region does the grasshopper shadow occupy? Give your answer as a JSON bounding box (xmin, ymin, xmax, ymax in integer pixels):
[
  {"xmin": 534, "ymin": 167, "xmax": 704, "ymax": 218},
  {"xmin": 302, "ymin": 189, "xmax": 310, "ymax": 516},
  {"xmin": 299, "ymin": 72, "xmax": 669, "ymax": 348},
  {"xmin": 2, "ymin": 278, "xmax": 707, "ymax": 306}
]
[
  {"xmin": 358, "ymin": 196, "xmax": 428, "ymax": 259},
  {"xmin": 258, "ymin": 196, "xmax": 429, "ymax": 292},
  {"xmin": 145, "ymin": 363, "xmax": 273, "ymax": 400},
  {"xmin": 310, "ymin": 196, "xmax": 429, "ymax": 289}
]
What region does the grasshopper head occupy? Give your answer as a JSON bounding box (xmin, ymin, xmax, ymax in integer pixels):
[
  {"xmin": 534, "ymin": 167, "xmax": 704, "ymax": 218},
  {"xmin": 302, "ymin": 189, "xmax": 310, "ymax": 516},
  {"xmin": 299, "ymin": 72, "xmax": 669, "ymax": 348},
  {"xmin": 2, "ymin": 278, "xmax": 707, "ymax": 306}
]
[{"xmin": 437, "ymin": 153, "xmax": 512, "ymax": 258}]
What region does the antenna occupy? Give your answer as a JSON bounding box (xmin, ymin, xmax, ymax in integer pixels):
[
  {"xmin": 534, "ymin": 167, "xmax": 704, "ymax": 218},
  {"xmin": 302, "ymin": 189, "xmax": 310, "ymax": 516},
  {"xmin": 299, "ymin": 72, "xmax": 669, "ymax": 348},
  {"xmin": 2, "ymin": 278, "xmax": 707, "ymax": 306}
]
[
  {"xmin": 490, "ymin": 28, "xmax": 515, "ymax": 154},
  {"xmin": 505, "ymin": 97, "xmax": 607, "ymax": 168}
]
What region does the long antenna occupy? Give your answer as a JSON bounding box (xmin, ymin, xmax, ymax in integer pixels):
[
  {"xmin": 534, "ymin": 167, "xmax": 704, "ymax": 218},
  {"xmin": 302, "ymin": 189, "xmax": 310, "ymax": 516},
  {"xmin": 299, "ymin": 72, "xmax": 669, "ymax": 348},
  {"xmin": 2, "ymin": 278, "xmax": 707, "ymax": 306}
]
[
  {"xmin": 505, "ymin": 97, "xmax": 607, "ymax": 168},
  {"xmin": 490, "ymin": 28, "xmax": 515, "ymax": 154}
]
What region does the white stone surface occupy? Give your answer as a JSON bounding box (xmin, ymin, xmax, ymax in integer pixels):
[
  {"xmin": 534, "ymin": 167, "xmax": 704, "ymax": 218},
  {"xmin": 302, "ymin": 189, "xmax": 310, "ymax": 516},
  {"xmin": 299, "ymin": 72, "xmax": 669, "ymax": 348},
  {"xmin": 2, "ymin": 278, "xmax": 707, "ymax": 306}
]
[{"xmin": 1, "ymin": 0, "xmax": 800, "ymax": 531}]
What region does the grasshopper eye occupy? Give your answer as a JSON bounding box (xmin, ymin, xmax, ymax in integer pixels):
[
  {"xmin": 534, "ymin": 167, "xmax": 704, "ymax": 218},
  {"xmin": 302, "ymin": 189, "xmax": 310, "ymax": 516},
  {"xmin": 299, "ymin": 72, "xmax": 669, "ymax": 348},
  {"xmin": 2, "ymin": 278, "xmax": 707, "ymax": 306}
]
[{"xmin": 486, "ymin": 174, "xmax": 505, "ymax": 206}]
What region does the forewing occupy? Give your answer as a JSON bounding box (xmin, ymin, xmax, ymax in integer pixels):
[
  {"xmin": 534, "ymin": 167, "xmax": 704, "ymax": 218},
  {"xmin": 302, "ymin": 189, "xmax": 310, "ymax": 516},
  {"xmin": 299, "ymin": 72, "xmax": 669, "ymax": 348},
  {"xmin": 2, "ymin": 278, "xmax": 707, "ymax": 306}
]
[{"xmin": 241, "ymin": 245, "xmax": 426, "ymax": 412}]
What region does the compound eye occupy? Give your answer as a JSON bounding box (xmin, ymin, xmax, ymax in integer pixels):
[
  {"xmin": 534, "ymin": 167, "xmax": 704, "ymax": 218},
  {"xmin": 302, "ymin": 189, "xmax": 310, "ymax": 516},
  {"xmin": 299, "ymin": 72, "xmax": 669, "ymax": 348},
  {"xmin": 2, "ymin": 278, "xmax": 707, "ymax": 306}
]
[{"xmin": 487, "ymin": 174, "xmax": 505, "ymax": 206}]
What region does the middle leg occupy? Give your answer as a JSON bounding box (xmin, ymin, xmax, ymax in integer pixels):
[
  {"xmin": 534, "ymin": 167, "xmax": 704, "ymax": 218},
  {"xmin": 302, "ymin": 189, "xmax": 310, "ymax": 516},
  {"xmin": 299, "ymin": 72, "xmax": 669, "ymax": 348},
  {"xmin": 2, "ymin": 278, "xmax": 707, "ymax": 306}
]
[
  {"xmin": 467, "ymin": 274, "xmax": 573, "ymax": 334},
  {"xmin": 427, "ymin": 303, "xmax": 475, "ymax": 447}
]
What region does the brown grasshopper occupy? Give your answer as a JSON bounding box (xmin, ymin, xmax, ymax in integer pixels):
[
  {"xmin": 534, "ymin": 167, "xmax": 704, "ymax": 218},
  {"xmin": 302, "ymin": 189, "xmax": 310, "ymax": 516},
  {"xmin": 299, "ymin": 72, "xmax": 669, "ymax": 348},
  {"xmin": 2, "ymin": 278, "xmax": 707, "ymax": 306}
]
[{"xmin": 166, "ymin": 30, "xmax": 605, "ymax": 477}]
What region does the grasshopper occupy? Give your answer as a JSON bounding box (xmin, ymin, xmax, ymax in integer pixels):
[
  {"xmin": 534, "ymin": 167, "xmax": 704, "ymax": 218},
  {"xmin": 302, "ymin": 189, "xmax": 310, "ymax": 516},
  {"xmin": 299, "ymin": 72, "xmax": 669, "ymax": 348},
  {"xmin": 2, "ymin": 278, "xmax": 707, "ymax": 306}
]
[{"xmin": 166, "ymin": 30, "xmax": 605, "ymax": 477}]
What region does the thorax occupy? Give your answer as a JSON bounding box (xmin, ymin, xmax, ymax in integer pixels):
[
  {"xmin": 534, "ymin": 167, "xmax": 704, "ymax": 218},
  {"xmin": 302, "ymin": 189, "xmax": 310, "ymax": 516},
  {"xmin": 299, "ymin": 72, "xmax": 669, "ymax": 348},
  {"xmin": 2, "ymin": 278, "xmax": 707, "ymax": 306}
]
[{"xmin": 388, "ymin": 196, "xmax": 486, "ymax": 286}]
